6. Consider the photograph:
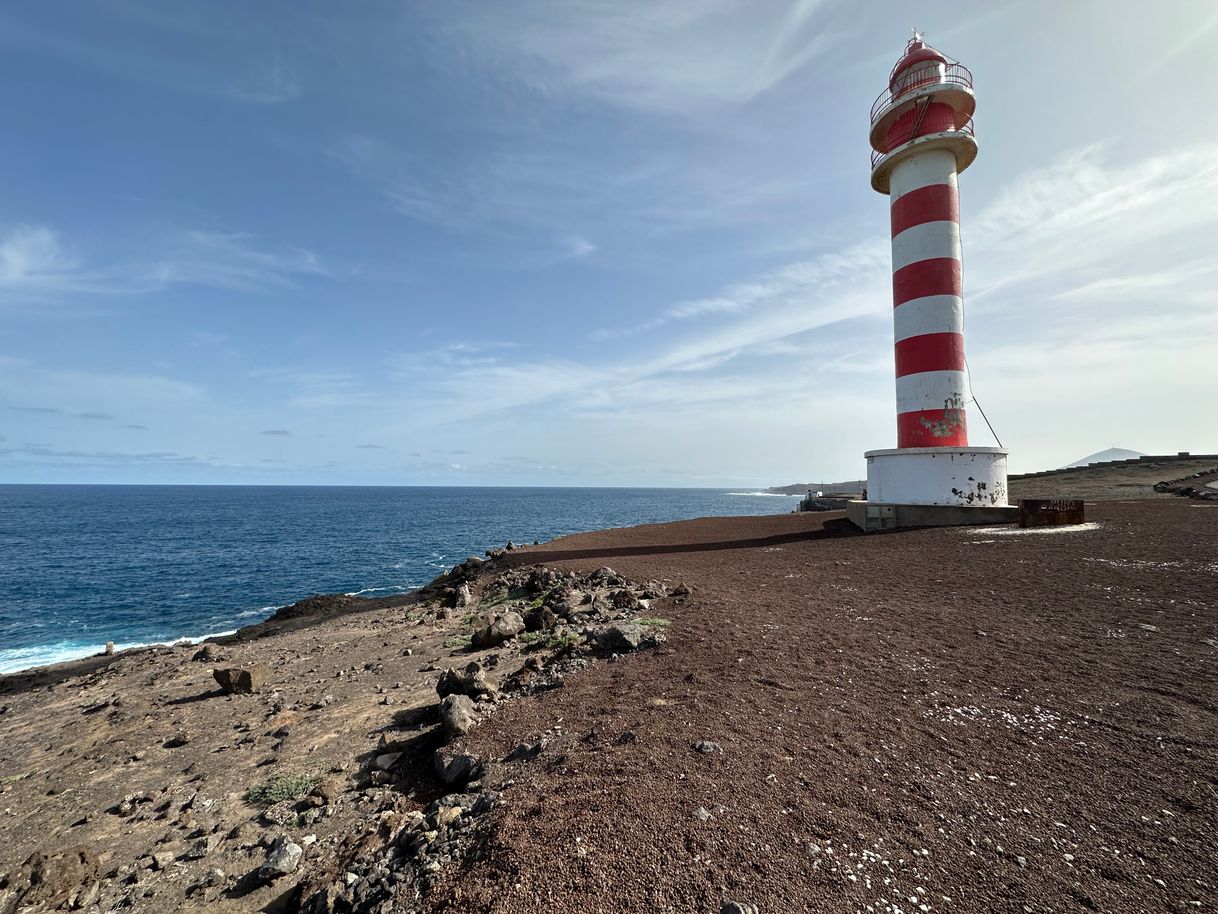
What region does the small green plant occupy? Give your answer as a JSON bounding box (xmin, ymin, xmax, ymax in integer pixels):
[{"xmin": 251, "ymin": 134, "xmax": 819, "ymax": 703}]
[
  {"xmin": 480, "ymin": 587, "xmax": 529, "ymax": 610},
  {"xmin": 245, "ymin": 771, "xmax": 322, "ymax": 807},
  {"xmin": 444, "ymin": 633, "xmax": 473, "ymax": 649},
  {"xmin": 518, "ymin": 630, "xmax": 543, "ymax": 644},
  {"xmin": 545, "ymin": 633, "xmax": 580, "ymax": 652},
  {"xmin": 0, "ymin": 772, "xmax": 28, "ymax": 785},
  {"xmin": 636, "ymin": 617, "xmax": 671, "ymax": 628}
]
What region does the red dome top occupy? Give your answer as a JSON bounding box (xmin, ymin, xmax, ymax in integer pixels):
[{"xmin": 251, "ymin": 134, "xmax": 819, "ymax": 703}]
[{"xmin": 889, "ymin": 36, "xmax": 948, "ymax": 89}]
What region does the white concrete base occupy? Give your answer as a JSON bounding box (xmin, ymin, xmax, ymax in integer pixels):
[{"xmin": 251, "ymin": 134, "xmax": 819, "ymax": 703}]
[{"xmin": 865, "ymin": 446, "xmax": 1010, "ymax": 507}]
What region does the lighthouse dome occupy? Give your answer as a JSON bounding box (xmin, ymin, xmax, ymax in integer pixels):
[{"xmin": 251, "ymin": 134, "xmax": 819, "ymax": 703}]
[{"xmin": 889, "ymin": 36, "xmax": 948, "ymax": 93}]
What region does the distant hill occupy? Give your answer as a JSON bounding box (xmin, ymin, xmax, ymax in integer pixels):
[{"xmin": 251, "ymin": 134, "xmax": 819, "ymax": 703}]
[
  {"xmin": 1063, "ymin": 448, "xmax": 1146, "ymax": 469},
  {"xmin": 764, "ymin": 480, "xmax": 865, "ymax": 496}
]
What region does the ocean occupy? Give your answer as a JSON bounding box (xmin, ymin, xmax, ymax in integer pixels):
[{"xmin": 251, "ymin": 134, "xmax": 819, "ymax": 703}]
[{"xmin": 0, "ymin": 485, "xmax": 798, "ymax": 674}]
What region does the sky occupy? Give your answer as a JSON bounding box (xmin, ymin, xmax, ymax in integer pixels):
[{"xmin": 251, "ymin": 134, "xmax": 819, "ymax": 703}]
[{"xmin": 1, "ymin": 0, "xmax": 1216, "ymax": 487}]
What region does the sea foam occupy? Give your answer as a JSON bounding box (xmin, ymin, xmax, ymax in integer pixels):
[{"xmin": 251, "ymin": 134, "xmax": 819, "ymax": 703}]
[{"xmin": 0, "ymin": 630, "xmax": 238, "ymax": 677}]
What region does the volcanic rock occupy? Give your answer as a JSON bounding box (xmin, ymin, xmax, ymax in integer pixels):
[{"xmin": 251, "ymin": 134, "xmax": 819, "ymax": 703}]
[
  {"xmin": 213, "ymin": 664, "xmax": 271, "ymax": 694},
  {"xmin": 523, "ymin": 605, "xmax": 558, "ymax": 632},
  {"xmin": 433, "ymin": 748, "xmax": 485, "ymax": 787},
  {"xmin": 192, "ymin": 644, "xmax": 219, "ymax": 663},
  {"xmin": 439, "ymin": 694, "xmax": 478, "ymax": 739},
  {"xmin": 436, "ymin": 662, "xmax": 495, "ymax": 699},
  {"xmin": 258, "ymin": 836, "xmax": 302, "ymax": 880},
  {"xmin": 471, "ymin": 611, "xmax": 525, "ymax": 649},
  {"xmin": 610, "ymin": 589, "xmax": 639, "ymax": 610},
  {"xmin": 598, "ymin": 622, "xmax": 645, "ymax": 653}
]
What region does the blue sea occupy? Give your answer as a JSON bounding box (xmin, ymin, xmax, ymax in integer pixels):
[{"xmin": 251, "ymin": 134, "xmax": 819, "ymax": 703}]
[{"xmin": 0, "ymin": 485, "xmax": 798, "ymax": 674}]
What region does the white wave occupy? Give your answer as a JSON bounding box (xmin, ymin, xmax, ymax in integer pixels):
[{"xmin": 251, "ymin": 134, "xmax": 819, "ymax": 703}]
[
  {"xmin": 235, "ymin": 607, "xmax": 277, "ymax": 619},
  {"xmin": 344, "ymin": 585, "xmax": 408, "ymax": 597},
  {"xmin": 0, "ymin": 629, "xmax": 238, "ymax": 677}
]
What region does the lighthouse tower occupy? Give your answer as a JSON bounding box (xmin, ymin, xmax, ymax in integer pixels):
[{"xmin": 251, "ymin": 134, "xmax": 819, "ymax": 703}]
[{"xmin": 849, "ymin": 33, "xmax": 1016, "ymax": 531}]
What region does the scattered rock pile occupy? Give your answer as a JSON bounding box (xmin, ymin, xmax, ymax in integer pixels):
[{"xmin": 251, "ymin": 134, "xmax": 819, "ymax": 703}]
[
  {"xmin": 1153, "ymin": 467, "xmax": 1218, "ymax": 500},
  {"xmin": 298, "ymin": 563, "xmax": 675, "ymax": 912}
]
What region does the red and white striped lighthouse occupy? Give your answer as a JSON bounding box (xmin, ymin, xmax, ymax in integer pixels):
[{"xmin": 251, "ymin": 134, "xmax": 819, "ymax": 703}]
[{"xmin": 852, "ymin": 32, "xmax": 1013, "ymax": 525}]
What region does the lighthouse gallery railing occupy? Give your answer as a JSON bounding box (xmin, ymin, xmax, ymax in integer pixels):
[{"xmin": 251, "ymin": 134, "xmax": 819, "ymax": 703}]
[
  {"xmin": 870, "ymin": 116, "xmax": 974, "ymax": 168},
  {"xmin": 869, "ymin": 62, "xmax": 973, "ymax": 123}
]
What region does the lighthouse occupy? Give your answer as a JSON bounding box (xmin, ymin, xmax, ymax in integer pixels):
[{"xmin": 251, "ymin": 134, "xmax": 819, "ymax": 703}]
[{"xmin": 849, "ymin": 33, "xmax": 1016, "ymax": 531}]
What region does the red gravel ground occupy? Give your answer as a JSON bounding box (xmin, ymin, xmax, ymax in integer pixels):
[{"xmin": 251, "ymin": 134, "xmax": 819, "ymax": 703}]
[{"xmin": 430, "ymin": 500, "xmax": 1217, "ymax": 914}]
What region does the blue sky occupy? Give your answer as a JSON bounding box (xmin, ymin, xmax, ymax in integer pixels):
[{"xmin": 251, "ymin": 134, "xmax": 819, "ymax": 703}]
[{"xmin": 2, "ymin": 0, "xmax": 1216, "ymax": 486}]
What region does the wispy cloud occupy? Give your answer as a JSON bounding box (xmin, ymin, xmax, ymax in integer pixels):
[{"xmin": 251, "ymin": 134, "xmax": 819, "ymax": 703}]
[
  {"xmin": 0, "ymin": 226, "xmax": 115, "ymax": 298},
  {"xmin": 0, "ymin": 443, "xmax": 215, "ymax": 467},
  {"xmin": 434, "ymin": 0, "xmax": 834, "ymax": 113},
  {"xmin": 149, "ymin": 231, "xmax": 329, "ymax": 292},
  {"xmin": 0, "ymin": 225, "xmax": 330, "ymax": 304},
  {"xmin": 593, "ymin": 239, "xmax": 888, "ymax": 340},
  {"xmin": 0, "ymin": 363, "xmax": 204, "ymax": 416},
  {"xmin": 250, "ymin": 369, "xmax": 373, "ymax": 409},
  {"xmin": 261, "ymin": 429, "xmax": 291, "ymax": 436},
  {"xmin": 369, "ymin": 142, "xmax": 1218, "ymax": 448}
]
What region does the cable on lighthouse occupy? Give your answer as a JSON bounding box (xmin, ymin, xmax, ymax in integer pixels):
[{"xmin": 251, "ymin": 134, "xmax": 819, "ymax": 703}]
[{"xmin": 964, "ymin": 354, "xmax": 1003, "ymax": 449}]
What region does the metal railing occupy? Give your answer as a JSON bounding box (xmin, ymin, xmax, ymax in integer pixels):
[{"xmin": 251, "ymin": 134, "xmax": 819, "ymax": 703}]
[
  {"xmin": 871, "ymin": 115, "xmax": 973, "ymax": 168},
  {"xmin": 870, "ymin": 62, "xmax": 973, "ymax": 123}
]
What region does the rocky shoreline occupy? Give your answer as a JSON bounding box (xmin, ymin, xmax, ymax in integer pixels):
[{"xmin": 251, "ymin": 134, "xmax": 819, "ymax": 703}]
[{"xmin": 0, "ymin": 544, "xmax": 689, "ymax": 914}]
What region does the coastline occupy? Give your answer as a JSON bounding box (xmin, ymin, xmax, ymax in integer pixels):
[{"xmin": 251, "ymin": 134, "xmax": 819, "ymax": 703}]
[
  {"xmin": 2, "ymin": 498, "xmax": 1215, "ymax": 913},
  {"xmin": 0, "ymin": 486, "xmax": 802, "ymax": 680}
]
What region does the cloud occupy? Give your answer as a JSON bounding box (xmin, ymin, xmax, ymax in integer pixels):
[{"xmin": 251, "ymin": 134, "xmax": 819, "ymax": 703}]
[
  {"xmin": 0, "ymin": 443, "xmax": 215, "ymax": 467},
  {"xmin": 364, "ymin": 140, "xmax": 1218, "ymax": 472},
  {"xmin": 75, "ymin": 412, "xmax": 113, "ymax": 420},
  {"xmin": 434, "ymin": 0, "xmax": 834, "ymax": 113},
  {"xmin": 229, "ymin": 54, "xmax": 300, "ymax": 105},
  {"xmin": 261, "ymin": 429, "xmax": 291, "ymax": 436},
  {"xmin": 124, "ymin": 424, "xmax": 149, "ymax": 430},
  {"xmin": 148, "ymin": 231, "xmax": 329, "ymax": 292},
  {"xmin": 0, "ymin": 225, "xmax": 329, "ymax": 304},
  {"xmin": 355, "ymin": 443, "xmax": 385, "ymax": 449},
  {"xmin": 592, "ymin": 239, "xmax": 887, "ymax": 340},
  {"xmin": 0, "ymin": 226, "xmax": 114, "ymax": 299},
  {"xmin": 250, "ymin": 368, "xmax": 373, "ymax": 409},
  {"xmin": 0, "ymin": 363, "xmax": 205, "ymax": 415},
  {"xmin": 563, "ymin": 236, "xmax": 596, "ymax": 259}
]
